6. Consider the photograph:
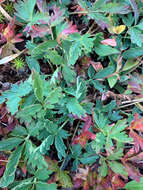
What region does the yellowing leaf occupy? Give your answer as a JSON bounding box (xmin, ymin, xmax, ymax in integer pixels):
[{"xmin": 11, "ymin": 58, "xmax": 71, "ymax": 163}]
[{"xmin": 112, "ymin": 25, "xmax": 126, "ymax": 34}]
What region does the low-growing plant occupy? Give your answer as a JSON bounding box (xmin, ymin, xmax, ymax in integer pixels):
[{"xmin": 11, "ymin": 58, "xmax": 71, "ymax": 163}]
[{"xmin": 1, "ymin": 0, "xmax": 143, "ymax": 190}]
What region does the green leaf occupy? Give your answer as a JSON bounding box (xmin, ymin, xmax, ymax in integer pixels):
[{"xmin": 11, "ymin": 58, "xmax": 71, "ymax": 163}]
[
  {"xmin": 45, "ymin": 50, "xmax": 64, "ymax": 65},
  {"xmin": 109, "ymin": 120, "xmax": 133, "ymax": 143},
  {"xmin": 107, "ymin": 75, "xmax": 118, "ymax": 88},
  {"xmin": 35, "ymin": 169, "xmax": 52, "ymax": 181},
  {"xmin": 68, "ymin": 41, "xmax": 81, "ymax": 65},
  {"xmin": 32, "ymin": 41, "xmax": 58, "ymax": 56},
  {"xmin": 7, "ymin": 97, "xmax": 21, "ymax": 115},
  {"xmin": 99, "ymin": 159, "xmax": 108, "ymax": 177},
  {"xmin": 98, "ymin": 3, "xmax": 130, "ymax": 14},
  {"xmin": 92, "ymin": 80, "xmax": 105, "ymax": 92},
  {"xmin": 95, "ymin": 44, "xmax": 119, "ymax": 56},
  {"xmin": 39, "ymin": 135, "xmax": 54, "ymax": 154},
  {"xmin": 50, "ymin": 67, "xmax": 60, "ymax": 84},
  {"xmin": 58, "ymin": 170, "xmax": 72, "ymax": 188},
  {"xmin": 17, "ymin": 104, "xmax": 42, "ymax": 118},
  {"xmin": 92, "ymin": 0, "xmax": 108, "ymax": 10},
  {"xmin": 0, "ymin": 81, "xmax": 32, "ymax": 115},
  {"xmin": 11, "ymin": 126, "xmax": 28, "ymax": 137},
  {"xmin": 24, "ymin": 140, "xmax": 47, "ymax": 170},
  {"xmin": 11, "ymin": 178, "xmax": 33, "ymax": 190},
  {"xmin": 33, "ymin": 71, "xmax": 43, "ymax": 102},
  {"xmin": 0, "ymin": 145, "xmax": 23, "ymax": 187},
  {"xmin": 66, "ymin": 97, "xmax": 86, "ymax": 117},
  {"xmin": 94, "ymin": 65, "xmax": 115, "ymax": 79},
  {"xmin": 136, "ymin": 22, "xmax": 143, "ymax": 30},
  {"xmin": 45, "ymin": 87, "xmax": 62, "ymax": 105},
  {"xmin": 55, "ymin": 135, "xmax": 66, "ymax": 159},
  {"xmin": 92, "ymin": 132, "xmax": 106, "ymax": 153},
  {"xmin": 80, "ymin": 155, "xmax": 98, "ymax": 164},
  {"xmin": 122, "ymin": 59, "xmax": 140, "ymax": 71},
  {"xmin": 36, "ymin": 182, "xmax": 57, "ymax": 190},
  {"xmin": 129, "ymin": 27, "xmax": 142, "ymax": 47},
  {"xmin": 62, "ymin": 65, "xmax": 76, "ymax": 84},
  {"xmin": 0, "ymin": 137, "xmax": 23, "ymax": 151},
  {"xmin": 123, "ymin": 47, "xmax": 143, "ymax": 59},
  {"xmin": 124, "ymin": 178, "xmax": 143, "ymax": 190},
  {"xmin": 107, "ymin": 149, "xmax": 123, "ymax": 161},
  {"xmin": 67, "ymin": 33, "xmax": 94, "ymax": 65},
  {"xmin": 26, "ymin": 57, "xmax": 40, "ymax": 73},
  {"xmin": 108, "ymin": 161, "xmax": 128, "ymax": 176},
  {"xmin": 14, "ymin": 0, "xmax": 36, "ymax": 22}
]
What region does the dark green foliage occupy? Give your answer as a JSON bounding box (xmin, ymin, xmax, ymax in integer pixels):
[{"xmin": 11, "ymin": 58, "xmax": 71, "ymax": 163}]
[{"xmin": 1, "ymin": 0, "xmax": 143, "ymax": 189}]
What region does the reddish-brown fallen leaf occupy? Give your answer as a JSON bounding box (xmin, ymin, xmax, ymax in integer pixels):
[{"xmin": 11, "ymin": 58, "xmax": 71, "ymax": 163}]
[
  {"xmin": 101, "ymin": 38, "xmax": 117, "ymax": 47},
  {"xmin": 96, "ymin": 170, "xmax": 114, "ymax": 190},
  {"xmin": 129, "ymin": 130, "xmax": 143, "ymax": 152},
  {"xmin": 72, "ymin": 115, "xmax": 96, "ymax": 148},
  {"xmin": 129, "ymin": 113, "xmax": 143, "ymax": 132},
  {"xmin": 111, "ymin": 174, "xmax": 126, "ymax": 190},
  {"xmin": 127, "ymin": 152, "xmax": 143, "ymax": 163},
  {"xmin": 122, "ymin": 161, "xmax": 142, "ymax": 182}
]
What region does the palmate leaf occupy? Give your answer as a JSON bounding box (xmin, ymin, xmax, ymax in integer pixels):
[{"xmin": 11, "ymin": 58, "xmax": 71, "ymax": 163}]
[
  {"xmin": 0, "ymin": 145, "xmax": 24, "ymax": 188},
  {"xmin": 109, "ymin": 120, "xmax": 133, "ymax": 143},
  {"xmin": 16, "ymin": 104, "xmax": 42, "ymax": 123},
  {"xmin": 66, "ymin": 97, "xmax": 86, "ymax": 117},
  {"xmin": 0, "ymin": 80, "xmax": 32, "ymax": 115},
  {"xmin": 67, "ymin": 33, "xmax": 94, "ymax": 65},
  {"xmin": 24, "ymin": 140, "xmax": 47, "ymax": 170},
  {"xmin": 14, "ymin": 0, "xmax": 37, "ymax": 22},
  {"xmin": 15, "ymin": 0, "xmax": 49, "ymax": 25}
]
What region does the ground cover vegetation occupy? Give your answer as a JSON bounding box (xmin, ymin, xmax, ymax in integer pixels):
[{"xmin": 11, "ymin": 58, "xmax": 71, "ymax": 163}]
[{"xmin": 1, "ymin": 0, "xmax": 143, "ymax": 189}]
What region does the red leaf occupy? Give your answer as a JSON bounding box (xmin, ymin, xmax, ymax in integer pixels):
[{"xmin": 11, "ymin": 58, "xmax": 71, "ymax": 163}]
[
  {"xmin": 101, "ymin": 38, "xmax": 117, "ymax": 47},
  {"xmin": 129, "ymin": 113, "xmax": 143, "ymax": 132},
  {"xmin": 122, "ymin": 161, "xmax": 142, "ymax": 182},
  {"xmin": 2, "ymin": 17, "xmax": 23, "ymax": 43},
  {"xmin": 129, "ymin": 130, "xmax": 143, "ymax": 152},
  {"xmin": 90, "ymin": 61, "xmax": 103, "ymax": 72},
  {"xmin": 111, "ymin": 175, "xmax": 126, "ymax": 190},
  {"xmin": 57, "ymin": 22, "xmax": 78, "ymax": 44},
  {"xmin": 31, "ymin": 25, "xmax": 50, "ymax": 38},
  {"xmin": 72, "ymin": 116, "xmax": 96, "ymax": 148},
  {"xmin": 128, "ymin": 152, "xmax": 143, "ymax": 163},
  {"xmin": 0, "ymin": 166, "xmax": 5, "ymax": 177}
]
